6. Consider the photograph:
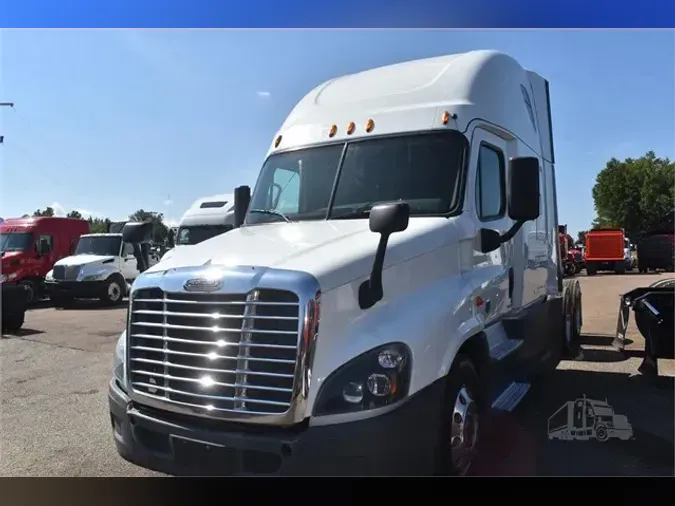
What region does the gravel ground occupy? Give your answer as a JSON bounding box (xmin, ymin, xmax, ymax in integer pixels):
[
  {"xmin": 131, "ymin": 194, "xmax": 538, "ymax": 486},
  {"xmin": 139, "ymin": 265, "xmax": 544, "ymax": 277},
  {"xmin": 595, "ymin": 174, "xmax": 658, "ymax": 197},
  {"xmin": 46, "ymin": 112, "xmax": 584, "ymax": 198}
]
[{"xmin": 1, "ymin": 272, "xmax": 673, "ymax": 476}]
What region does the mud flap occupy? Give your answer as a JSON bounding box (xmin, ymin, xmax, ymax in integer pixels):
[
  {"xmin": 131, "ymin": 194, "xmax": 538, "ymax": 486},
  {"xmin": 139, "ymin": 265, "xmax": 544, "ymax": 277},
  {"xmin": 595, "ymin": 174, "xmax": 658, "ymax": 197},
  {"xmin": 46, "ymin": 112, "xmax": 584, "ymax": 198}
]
[{"xmin": 613, "ymin": 294, "xmax": 630, "ymax": 352}]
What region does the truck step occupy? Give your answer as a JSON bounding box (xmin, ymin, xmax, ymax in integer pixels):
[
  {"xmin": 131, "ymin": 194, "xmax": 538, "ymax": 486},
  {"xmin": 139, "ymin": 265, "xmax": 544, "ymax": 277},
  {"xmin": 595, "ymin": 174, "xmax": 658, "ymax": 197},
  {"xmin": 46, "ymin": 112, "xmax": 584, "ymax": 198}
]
[
  {"xmin": 489, "ymin": 339, "xmax": 524, "ymax": 361},
  {"xmin": 491, "ymin": 381, "xmax": 531, "ymax": 412}
]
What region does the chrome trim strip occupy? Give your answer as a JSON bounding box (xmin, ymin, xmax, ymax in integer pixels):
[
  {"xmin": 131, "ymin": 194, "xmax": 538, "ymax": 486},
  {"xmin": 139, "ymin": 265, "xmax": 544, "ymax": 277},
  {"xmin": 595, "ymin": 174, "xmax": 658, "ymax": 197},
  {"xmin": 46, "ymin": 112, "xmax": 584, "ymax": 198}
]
[{"xmin": 125, "ymin": 264, "xmax": 320, "ymax": 427}]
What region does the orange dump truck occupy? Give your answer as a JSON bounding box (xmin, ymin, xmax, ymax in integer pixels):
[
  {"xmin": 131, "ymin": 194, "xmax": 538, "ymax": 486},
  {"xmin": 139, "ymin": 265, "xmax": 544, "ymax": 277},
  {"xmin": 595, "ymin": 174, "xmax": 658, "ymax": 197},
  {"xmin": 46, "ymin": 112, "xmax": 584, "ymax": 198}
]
[{"xmin": 584, "ymin": 228, "xmax": 627, "ymax": 275}]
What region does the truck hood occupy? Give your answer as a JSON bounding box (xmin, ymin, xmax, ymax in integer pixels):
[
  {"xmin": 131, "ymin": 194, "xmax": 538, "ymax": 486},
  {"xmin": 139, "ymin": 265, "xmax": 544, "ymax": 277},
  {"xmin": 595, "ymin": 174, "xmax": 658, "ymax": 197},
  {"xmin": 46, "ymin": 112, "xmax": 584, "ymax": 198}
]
[
  {"xmin": 1, "ymin": 251, "xmax": 26, "ymax": 262},
  {"xmin": 54, "ymin": 254, "xmax": 116, "ymax": 267},
  {"xmin": 149, "ymin": 218, "xmax": 454, "ymax": 291}
]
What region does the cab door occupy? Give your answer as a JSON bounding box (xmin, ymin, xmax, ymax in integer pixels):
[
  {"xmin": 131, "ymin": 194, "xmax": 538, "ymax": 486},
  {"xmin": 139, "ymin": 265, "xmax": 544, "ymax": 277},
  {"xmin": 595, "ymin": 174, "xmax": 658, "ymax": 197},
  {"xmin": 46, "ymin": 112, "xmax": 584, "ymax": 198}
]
[
  {"xmin": 464, "ymin": 127, "xmax": 517, "ymax": 324},
  {"xmin": 120, "ymin": 242, "xmax": 140, "ymax": 281}
]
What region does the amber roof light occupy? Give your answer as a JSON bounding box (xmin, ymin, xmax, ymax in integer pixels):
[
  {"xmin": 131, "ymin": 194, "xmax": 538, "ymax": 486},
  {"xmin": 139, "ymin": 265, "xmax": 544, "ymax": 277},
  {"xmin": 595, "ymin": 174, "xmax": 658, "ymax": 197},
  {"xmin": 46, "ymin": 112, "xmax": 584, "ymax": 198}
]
[
  {"xmin": 346, "ymin": 122, "xmax": 355, "ymax": 135},
  {"xmin": 329, "ymin": 124, "xmax": 337, "ymax": 137},
  {"xmin": 365, "ymin": 119, "xmax": 375, "ymax": 133},
  {"xmin": 274, "ymin": 135, "xmax": 282, "ymax": 148}
]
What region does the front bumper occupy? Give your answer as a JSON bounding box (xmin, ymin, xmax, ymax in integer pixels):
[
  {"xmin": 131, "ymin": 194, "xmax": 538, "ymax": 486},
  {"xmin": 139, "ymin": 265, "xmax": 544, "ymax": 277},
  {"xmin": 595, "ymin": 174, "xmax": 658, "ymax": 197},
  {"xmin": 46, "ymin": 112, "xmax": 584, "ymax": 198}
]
[
  {"xmin": 109, "ymin": 378, "xmax": 444, "ymax": 476},
  {"xmin": 45, "ymin": 280, "xmax": 106, "ymax": 299}
]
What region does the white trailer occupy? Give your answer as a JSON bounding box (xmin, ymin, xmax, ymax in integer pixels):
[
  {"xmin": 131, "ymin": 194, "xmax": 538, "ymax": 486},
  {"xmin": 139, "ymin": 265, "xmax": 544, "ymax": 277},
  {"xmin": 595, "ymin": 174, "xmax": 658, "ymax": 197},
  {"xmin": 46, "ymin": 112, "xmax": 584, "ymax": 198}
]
[{"xmin": 109, "ymin": 50, "xmax": 582, "ymax": 476}]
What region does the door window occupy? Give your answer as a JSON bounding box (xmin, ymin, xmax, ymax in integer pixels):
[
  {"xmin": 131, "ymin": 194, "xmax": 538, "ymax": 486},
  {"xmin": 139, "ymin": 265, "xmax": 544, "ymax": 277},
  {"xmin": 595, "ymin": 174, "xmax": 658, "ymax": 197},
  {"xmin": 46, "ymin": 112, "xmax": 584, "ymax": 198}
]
[
  {"xmin": 122, "ymin": 242, "xmax": 135, "ymax": 257},
  {"xmin": 37, "ymin": 234, "xmax": 53, "ymax": 254},
  {"xmin": 475, "ymin": 144, "xmax": 506, "ymax": 221}
]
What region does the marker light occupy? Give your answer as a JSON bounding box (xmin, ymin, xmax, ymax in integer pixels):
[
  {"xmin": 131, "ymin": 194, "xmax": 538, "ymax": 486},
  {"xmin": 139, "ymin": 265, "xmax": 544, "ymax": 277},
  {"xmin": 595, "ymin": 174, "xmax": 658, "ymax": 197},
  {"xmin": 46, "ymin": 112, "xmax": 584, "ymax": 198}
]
[
  {"xmin": 274, "ymin": 135, "xmax": 282, "ymax": 148},
  {"xmin": 365, "ymin": 119, "xmax": 375, "ymax": 132},
  {"xmin": 329, "ymin": 124, "xmax": 337, "ymax": 137},
  {"xmin": 442, "ymin": 111, "xmax": 451, "ymax": 125},
  {"xmin": 346, "ymin": 122, "xmax": 355, "ymax": 135}
]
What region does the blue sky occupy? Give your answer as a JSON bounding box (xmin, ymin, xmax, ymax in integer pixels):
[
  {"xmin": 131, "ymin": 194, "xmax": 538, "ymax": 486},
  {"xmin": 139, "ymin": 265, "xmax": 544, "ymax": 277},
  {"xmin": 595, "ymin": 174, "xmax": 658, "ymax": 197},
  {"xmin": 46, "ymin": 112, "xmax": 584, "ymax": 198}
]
[{"xmin": 1, "ymin": 30, "xmax": 673, "ymax": 236}]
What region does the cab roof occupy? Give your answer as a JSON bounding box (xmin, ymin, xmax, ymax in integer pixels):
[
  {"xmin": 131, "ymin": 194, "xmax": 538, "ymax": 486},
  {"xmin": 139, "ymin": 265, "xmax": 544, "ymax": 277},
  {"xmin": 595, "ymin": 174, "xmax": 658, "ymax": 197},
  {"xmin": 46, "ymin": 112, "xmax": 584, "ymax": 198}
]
[
  {"xmin": 179, "ymin": 193, "xmax": 235, "ymax": 227},
  {"xmin": 270, "ymin": 50, "xmax": 550, "ymax": 161}
]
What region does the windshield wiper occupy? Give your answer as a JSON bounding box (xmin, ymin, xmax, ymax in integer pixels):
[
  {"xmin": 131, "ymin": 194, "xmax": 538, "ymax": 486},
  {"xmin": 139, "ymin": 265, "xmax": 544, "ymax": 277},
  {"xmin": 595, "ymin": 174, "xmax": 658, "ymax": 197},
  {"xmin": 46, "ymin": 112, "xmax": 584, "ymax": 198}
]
[
  {"xmin": 332, "ymin": 203, "xmax": 377, "ymax": 220},
  {"xmin": 248, "ymin": 208, "xmax": 293, "ymax": 223}
]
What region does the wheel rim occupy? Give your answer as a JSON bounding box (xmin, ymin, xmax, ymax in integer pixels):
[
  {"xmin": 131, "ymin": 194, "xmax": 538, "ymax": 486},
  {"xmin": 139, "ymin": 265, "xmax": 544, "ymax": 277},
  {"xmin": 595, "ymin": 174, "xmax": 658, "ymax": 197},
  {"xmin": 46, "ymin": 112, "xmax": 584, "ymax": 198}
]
[
  {"xmin": 21, "ymin": 283, "xmax": 35, "ymax": 303},
  {"xmin": 109, "ymin": 282, "xmax": 121, "ymax": 301},
  {"xmin": 574, "ymin": 298, "xmax": 582, "ymax": 335},
  {"xmin": 449, "ymin": 386, "xmax": 479, "ymax": 475}
]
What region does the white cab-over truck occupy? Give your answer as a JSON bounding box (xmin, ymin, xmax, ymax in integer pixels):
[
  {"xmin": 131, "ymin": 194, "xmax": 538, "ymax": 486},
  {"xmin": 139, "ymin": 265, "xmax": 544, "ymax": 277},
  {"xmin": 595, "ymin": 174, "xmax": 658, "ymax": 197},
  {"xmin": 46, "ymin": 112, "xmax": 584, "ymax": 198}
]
[
  {"xmin": 174, "ymin": 194, "xmax": 236, "ymax": 248},
  {"xmin": 109, "ymin": 50, "xmax": 583, "ymax": 476},
  {"xmin": 46, "ymin": 225, "xmax": 156, "ymax": 306}
]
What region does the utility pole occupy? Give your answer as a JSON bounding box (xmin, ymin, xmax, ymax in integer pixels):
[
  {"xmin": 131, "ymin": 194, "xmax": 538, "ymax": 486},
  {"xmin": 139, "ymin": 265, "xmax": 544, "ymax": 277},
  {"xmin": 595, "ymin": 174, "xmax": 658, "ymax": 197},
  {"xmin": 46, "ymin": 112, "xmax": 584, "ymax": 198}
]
[{"xmin": 0, "ymin": 101, "xmax": 15, "ymax": 145}]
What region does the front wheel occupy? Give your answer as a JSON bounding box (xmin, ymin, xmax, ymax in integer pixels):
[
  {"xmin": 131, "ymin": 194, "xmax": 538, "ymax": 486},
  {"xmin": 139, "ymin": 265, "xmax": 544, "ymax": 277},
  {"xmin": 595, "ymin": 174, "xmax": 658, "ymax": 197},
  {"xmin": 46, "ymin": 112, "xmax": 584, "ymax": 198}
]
[
  {"xmin": 437, "ymin": 355, "xmax": 485, "ymax": 476},
  {"xmin": 595, "ymin": 424, "xmax": 609, "ymax": 442},
  {"xmin": 18, "ymin": 280, "xmax": 37, "ymax": 304},
  {"xmin": 101, "ymin": 277, "xmax": 125, "ymax": 306},
  {"xmin": 2, "ymin": 310, "xmax": 25, "ymax": 332}
]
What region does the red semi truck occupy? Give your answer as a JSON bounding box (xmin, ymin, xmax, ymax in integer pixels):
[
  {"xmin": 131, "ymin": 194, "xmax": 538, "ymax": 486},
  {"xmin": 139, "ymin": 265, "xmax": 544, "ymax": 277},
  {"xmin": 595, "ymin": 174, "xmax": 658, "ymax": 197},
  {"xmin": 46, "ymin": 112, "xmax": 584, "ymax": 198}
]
[{"xmin": 0, "ymin": 217, "xmax": 90, "ymax": 303}]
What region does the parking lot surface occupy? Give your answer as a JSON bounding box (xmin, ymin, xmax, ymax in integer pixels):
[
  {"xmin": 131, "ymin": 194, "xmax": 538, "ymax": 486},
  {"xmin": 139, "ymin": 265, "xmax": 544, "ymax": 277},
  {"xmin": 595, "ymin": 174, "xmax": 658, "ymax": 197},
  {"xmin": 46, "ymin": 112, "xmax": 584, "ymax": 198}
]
[{"xmin": 1, "ymin": 273, "xmax": 673, "ymax": 476}]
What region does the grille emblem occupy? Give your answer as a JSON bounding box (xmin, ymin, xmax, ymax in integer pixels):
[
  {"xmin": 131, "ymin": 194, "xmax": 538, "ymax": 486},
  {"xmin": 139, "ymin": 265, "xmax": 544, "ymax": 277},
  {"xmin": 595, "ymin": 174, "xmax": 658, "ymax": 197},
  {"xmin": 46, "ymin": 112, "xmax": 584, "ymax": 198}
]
[{"xmin": 183, "ymin": 277, "xmax": 221, "ymax": 292}]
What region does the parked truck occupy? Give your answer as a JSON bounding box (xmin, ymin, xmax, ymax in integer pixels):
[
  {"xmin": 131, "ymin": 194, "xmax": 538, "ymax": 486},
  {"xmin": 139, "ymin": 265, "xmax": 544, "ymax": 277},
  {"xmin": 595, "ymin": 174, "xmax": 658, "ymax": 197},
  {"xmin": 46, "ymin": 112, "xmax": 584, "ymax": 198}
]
[
  {"xmin": 0, "ymin": 216, "xmax": 90, "ymax": 303},
  {"xmin": 584, "ymin": 228, "xmax": 628, "ymax": 275},
  {"xmin": 109, "ymin": 50, "xmax": 582, "ymax": 476},
  {"xmin": 174, "ymin": 194, "xmax": 236, "ymax": 248},
  {"xmin": 45, "ymin": 221, "xmax": 157, "ymax": 307}
]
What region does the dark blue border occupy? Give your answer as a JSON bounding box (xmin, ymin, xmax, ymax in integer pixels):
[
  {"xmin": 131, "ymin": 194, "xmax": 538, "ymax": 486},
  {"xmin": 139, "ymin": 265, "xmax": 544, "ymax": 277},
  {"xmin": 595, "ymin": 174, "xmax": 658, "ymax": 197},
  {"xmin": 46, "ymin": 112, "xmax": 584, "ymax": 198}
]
[{"xmin": 2, "ymin": 0, "xmax": 675, "ymax": 28}]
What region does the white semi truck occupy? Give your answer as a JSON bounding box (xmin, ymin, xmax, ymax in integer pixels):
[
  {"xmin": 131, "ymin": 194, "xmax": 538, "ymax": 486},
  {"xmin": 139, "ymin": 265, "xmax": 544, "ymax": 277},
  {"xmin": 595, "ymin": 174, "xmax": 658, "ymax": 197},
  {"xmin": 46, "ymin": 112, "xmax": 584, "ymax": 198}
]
[
  {"xmin": 174, "ymin": 194, "xmax": 236, "ymax": 248},
  {"xmin": 109, "ymin": 50, "xmax": 583, "ymax": 476}
]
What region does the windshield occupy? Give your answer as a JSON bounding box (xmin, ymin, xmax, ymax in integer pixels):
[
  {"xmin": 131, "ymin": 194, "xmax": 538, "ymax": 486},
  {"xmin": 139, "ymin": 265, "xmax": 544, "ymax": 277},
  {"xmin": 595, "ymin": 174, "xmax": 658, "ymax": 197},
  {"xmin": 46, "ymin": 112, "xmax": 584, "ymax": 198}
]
[
  {"xmin": 176, "ymin": 225, "xmax": 233, "ymax": 245},
  {"xmin": 74, "ymin": 236, "xmax": 122, "ymax": 256},
  {"xmin": 0, "ymin": 232, "xmax": 33, "ymax": 252},
  {"xmin": 246, "ymin": 131, "xmax": 467, "ymax": 225}
]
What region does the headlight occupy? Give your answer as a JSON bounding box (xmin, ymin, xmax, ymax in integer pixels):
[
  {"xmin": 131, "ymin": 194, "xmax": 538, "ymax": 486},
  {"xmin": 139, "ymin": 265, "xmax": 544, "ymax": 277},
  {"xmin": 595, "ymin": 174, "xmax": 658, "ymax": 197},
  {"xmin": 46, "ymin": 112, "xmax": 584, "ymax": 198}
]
[
  {"xmin": 113, "ymin": 331, "xmax": 127, "ymax": 390},
  {"xmin": 313, "ymin": 342, "xmax": 411, "ymax": 417}
]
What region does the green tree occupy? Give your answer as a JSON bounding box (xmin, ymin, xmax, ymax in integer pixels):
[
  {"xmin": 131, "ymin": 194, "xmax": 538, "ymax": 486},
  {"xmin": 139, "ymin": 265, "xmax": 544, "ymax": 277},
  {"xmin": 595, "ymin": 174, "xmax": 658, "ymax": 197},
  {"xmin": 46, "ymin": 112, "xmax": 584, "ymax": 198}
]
[
  {"xmin": 129, "ymin": 209, "xmax": 168, "ymax": 244},
  {"xmin": 33, "ymin": 206, "xmax": 55, "ymax": 217},
  {"xmin": 576, "ymin": 230, "xmax": 587, "ymax": 246},
  {"xmin": 591, "ymin": 151, "xmax": 675, "ymax": 240},
  {"xmin": 67, "ymin": 210, "xmax": 83, "ymax": 219},
  {"xmin": 87, "ymin": 217, "xmax": 111, "ymax": 234}
]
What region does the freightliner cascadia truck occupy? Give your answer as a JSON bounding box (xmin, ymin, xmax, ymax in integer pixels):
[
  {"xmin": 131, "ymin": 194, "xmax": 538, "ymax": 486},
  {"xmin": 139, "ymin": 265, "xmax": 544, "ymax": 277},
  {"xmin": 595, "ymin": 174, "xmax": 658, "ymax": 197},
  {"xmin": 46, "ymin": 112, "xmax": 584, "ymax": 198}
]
[{"xmin": 109, "ymin": 50, "xmax": 583, "ymax": 476}]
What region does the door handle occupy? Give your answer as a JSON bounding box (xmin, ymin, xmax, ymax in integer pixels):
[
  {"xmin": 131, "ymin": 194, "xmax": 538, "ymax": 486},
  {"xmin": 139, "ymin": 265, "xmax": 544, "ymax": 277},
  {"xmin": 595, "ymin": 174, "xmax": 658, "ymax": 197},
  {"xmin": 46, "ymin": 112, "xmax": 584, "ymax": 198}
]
[{"xmin": 508, "ymin": 267, "xmax": 514, "ymax": 299}]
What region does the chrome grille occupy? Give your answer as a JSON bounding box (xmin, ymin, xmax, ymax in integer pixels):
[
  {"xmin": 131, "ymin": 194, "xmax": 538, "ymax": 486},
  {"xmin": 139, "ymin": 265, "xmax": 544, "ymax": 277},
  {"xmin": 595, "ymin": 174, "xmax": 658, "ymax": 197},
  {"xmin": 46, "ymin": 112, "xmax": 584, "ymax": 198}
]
[
  {"xmin": 128, "ymin": 287, "xmax": 300, "ymax": 416},
  {"xmin": 53, "ymin": 265, "xmax": 81, "ymax": 281}
]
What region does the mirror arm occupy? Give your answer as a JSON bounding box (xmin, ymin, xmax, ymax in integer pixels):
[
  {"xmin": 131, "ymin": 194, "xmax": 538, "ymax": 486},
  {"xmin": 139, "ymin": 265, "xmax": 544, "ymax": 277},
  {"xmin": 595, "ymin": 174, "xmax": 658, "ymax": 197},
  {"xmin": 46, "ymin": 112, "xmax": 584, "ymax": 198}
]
[
  {"xmin": 358, "ymin": 233, "xmax": 390, "ymax": 310},
  {"xmin": 499, "ymin": 220, "xmax": 526, "ymax": 243}
]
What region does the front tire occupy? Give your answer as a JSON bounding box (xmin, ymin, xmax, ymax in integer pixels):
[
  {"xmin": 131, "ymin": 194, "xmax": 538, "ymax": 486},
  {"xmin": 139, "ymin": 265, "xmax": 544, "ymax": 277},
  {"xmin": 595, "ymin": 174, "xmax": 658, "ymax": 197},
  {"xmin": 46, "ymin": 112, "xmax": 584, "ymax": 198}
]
[
  {"xmin": 437, "ymin": 355, "xmax": 485, "ymax": 476},
  {"xmin": 595, "ymin": 424, "xmax": 609, "ymax": 442},
  {"xmin": 2, "ymin": 310, "xmax": 25, "ymax": 332},
  {"xmin": 18, "ymin": 280, "xmax": 37, "ymax": 304},
  {"xmin": 101, "ymin": 276, "xmax": 125, "ymax": 306}
]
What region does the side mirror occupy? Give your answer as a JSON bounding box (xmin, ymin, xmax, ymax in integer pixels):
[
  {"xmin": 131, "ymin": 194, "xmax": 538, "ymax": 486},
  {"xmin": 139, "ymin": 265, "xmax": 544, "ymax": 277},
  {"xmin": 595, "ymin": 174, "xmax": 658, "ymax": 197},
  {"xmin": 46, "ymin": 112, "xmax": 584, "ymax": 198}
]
[
  {"xmin": 369, "ymin": 202, "xmax": 410, "ymax": 235},
  {"xmin": 122, "ymin": 221, "xmax": 153, "ymax": 243},
  {"xmin": 359, "ymin": 202, "xmax": 410, "ymax": 310},
  {"xmin": 474, "ymin": 228, "xmax": 502, "ymax": 254},
  {"xmin": 508, "ymin": 157, "xmax": 540, "ymax": 222},
  {"xmin": 234, "ymin": 185, "xmax": 251, "ymax": 228}
]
